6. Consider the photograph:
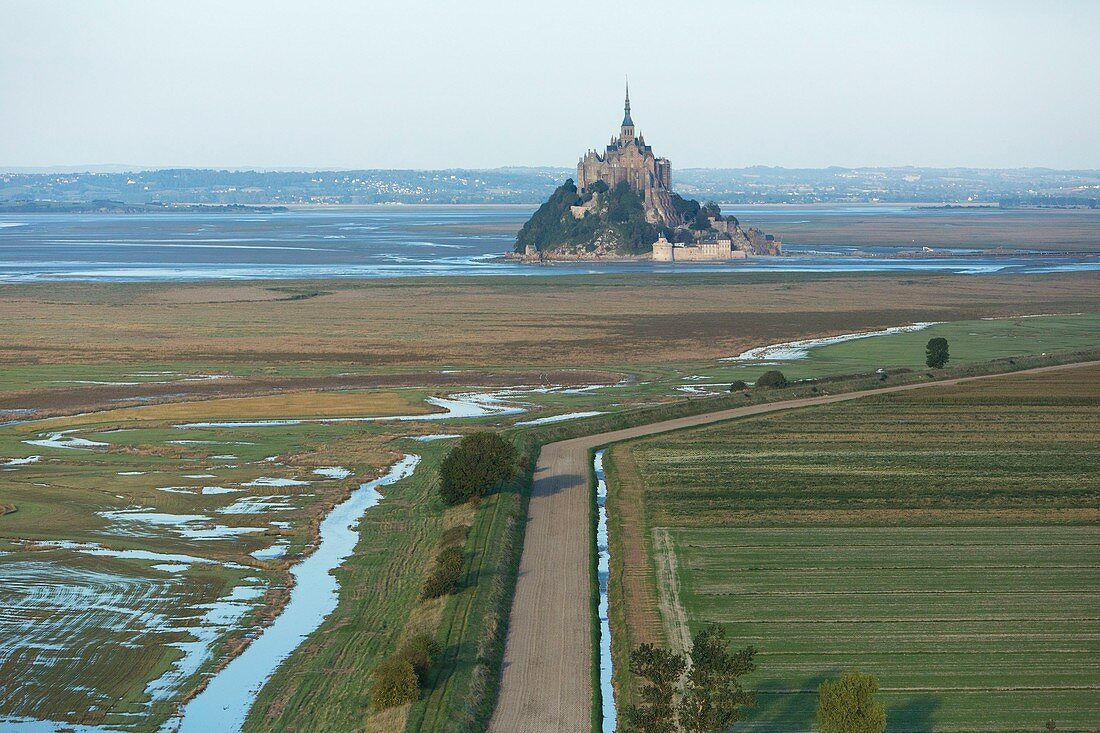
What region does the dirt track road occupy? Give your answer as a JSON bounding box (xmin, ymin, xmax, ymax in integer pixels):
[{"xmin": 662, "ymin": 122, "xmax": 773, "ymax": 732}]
[{"xmin": 488, "ymin": 361, "xmax": 1099, "ymax": 733}]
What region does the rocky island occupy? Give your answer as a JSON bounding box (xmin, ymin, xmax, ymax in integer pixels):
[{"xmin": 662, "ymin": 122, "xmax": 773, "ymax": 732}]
[{"xmin": 511, "ymin": 85, "xmax": 781, "ymax": 262}]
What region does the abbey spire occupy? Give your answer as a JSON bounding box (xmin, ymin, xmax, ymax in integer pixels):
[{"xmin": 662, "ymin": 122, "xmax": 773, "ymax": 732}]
[
  {"xmin": 578, "ymin": 85, "xmax": 673, "ymax": 224},
  {"xmin": 620, "ymin": 81, "xmax": 635, "ymax": 143}
]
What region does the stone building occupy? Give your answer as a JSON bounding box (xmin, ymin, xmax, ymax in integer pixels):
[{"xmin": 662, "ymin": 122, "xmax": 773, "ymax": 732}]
[
  {"xmin": 651, "ymin": 235, "xmax": 748, "ymax": 262},
  {"xmin": 576, "ymin": 84, "xmax": 676, "ymax": 224}
]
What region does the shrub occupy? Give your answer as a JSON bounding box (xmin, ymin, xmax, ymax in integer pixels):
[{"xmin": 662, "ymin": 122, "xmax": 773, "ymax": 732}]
[
  {"xmin": 439, "ymin": 431, "xmax": 518, "ymax": 506},
  {"xmin": 397, "ymin": 633, "xmax": 441, "ymax": 681},
  {"xmin": 371, "ymin": 657, "xmax": 419, "ymax": 710},
  {"xmin": 439, "ymin": 523, "xmax": 470, "ymax": 547},
  {"xmin": 729, "ymin": 380, "xmax": 748, "ymax": 392},
  {"xmin": 422, "ymin": 546, "xmax": 464, "ymax": 599},
  {"xmin": 755, "ymin": 370, "xmax": 788, "ymax": 389}
]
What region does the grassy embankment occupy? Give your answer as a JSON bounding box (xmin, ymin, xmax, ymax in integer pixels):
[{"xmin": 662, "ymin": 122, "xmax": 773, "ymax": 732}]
[{"xmin": 603, "ymin": 364, "xmax": 1100, "ymax": 732}]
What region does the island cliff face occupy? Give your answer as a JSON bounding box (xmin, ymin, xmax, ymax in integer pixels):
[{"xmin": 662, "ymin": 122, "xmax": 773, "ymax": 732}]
[{"xmin": 512, "ymin": 86, "xmax": 781, "ymax": 261}]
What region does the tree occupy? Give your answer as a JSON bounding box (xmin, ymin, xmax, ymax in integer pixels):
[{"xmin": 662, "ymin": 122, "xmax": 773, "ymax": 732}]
[
  {"xmin": 623, "ymin": 643, "xmax": 685, "ymax": 733},
  {"xmin": 816, "ymin": 672, "xmax": 887, "ymax": 733},
  {"xmin": 438, "ymin": 431, "xmax": 518, "ymax": 505},
  {"xmin": 690, "ymin": 208, "xmax": 712, "ymax": 231},
  {"xmin": 624, "ymin": 628, "xmax": 756, "ymax": 733},
  {"xmin": 371, "ymin": 657, "xmax": 419, "ymax": 710},
  {"xmin": 925, "ymin": 337, "xmax": 949, "ymax": 368},
  {"xmin": 755, "ymin": 370, "xmax": 788, "ymax": 389},
  {"xmin": 729, "ymin": 380, "xmax": 748, "ymax": 392},
  {"xmin": 679, "ymin": 626, "xmax": 756, "ymax": 733},
  {"xmin": 670, "ymin": 192, "xmax": 701, "ymax": 224}
]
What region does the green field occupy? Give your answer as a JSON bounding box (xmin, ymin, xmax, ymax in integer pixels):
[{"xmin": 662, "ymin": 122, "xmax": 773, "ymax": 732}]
[
  {"xmin": 680, "ymin": 312, "xmax": 1100, "ymax": 387},
  {"xmin": 609, "ymin": 364, "xmax": 1100, "ymax": 732},
  {"xmin": 670, "ymin": 526, "xmax": 1099, "ymax": 731}
]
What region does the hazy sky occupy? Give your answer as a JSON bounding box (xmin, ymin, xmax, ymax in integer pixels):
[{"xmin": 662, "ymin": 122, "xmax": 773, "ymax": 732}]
[{"xmin": 3, "ymin": 0, "xmax": 1098, "ymax": 170}]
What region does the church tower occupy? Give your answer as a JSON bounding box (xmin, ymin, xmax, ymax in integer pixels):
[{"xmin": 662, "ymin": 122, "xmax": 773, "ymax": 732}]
[
  {"xmin": 577, "ymin": 83, "xmax": 675, "ymax": 224},
  {"xmin": 619, "ymin": 82, "xmax": 635, "ymax": 144}
]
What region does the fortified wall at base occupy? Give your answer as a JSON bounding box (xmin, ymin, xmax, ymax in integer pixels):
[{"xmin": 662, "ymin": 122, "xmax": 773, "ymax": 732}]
[{"xmin": 651, "ymin": 236, "xmax": 748, "ymax": 261}]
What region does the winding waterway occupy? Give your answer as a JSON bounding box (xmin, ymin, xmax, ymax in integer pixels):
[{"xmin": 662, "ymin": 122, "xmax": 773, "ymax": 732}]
[{"xmin": 163, "ymin": 454, "xmax": 420, "ymax": 733}]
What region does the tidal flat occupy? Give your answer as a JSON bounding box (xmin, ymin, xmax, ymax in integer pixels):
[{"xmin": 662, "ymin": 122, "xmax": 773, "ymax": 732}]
[{"xmin": 0, "ymin": 205, "xmax": 1097, "ymax": 283}]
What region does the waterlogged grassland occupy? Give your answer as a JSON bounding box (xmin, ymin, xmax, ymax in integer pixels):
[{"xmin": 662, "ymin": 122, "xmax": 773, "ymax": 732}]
[
  {"xmin": 2, "ymin": 313, "xmax": 1099, "ymax": 423},
  {"xmin": 1, "ymin": 552, "xmax": 256, "ymax": 727},
  {"xmin": 614, "ymin": 365, "xmax": 1100, "ymax": 732},
  {"xmin": 38, "ymin": 389, "xmax": 432, "ymax": 428},
  {"xmin": 0, "ymin": 412, "xmax": 398, "ymax": 729}
]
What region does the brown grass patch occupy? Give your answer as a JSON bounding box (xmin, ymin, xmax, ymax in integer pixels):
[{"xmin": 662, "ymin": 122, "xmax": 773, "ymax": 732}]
[
  {"xmin": 30, "ymin": 390, "xmax": 428, "ymax": 431},
  {"xmin": 1, "ymin": 273, "xmax": 1097, "ymax": 368},
  {"xmin": 606, "ymin": 443, "xmax": 664, "ymax": 648}
]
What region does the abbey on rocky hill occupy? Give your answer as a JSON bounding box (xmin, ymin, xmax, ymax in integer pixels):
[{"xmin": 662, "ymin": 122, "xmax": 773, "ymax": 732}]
[
  {"xmin": 512, "ymin": 86, "xmax": 781, "ymax": 260},
  {"xmin": 576, "ymin": 83, "xmax": 676, "ymax": 225}
]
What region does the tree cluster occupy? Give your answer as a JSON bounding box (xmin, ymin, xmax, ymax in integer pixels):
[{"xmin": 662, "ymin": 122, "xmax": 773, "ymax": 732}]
[
  {"xmin": 516, "ymin": 179, "xmax": 683, "ymax": 255},
  {"xmin": 438, "ymin": 431, "xmax": 518, "ymax": 506},
  {"xmin": 624, "ymin": 626, "xmax": 756, "ymax": 733},
  {"xmin": 371, "ymin": 633, "xmax": 442, "ymax": 711},
  {"xmin": 513, "ymin": 179, "xmax": 600, "ymax": 253}
]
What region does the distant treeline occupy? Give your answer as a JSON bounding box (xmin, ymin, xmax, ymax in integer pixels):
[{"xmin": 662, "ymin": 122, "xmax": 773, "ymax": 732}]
[{"xmin": 998, "ymin": 195, "xmax": 1097, "ymax": 208}]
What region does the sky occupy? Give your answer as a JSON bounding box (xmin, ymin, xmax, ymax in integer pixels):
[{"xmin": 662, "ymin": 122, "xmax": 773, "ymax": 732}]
[{"xmin": 2, "ymin": 0, "xmax": 1099, "ymax": 171}]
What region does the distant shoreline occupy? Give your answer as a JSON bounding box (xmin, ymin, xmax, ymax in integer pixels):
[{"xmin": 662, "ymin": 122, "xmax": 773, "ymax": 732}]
[
  {"xmin": 0, "ymin": 200, "xmax": 289, "ymax": 214},
  {"xmin": 3, "ymin": 201, "xmax": 1097, "ymax": 215}
]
